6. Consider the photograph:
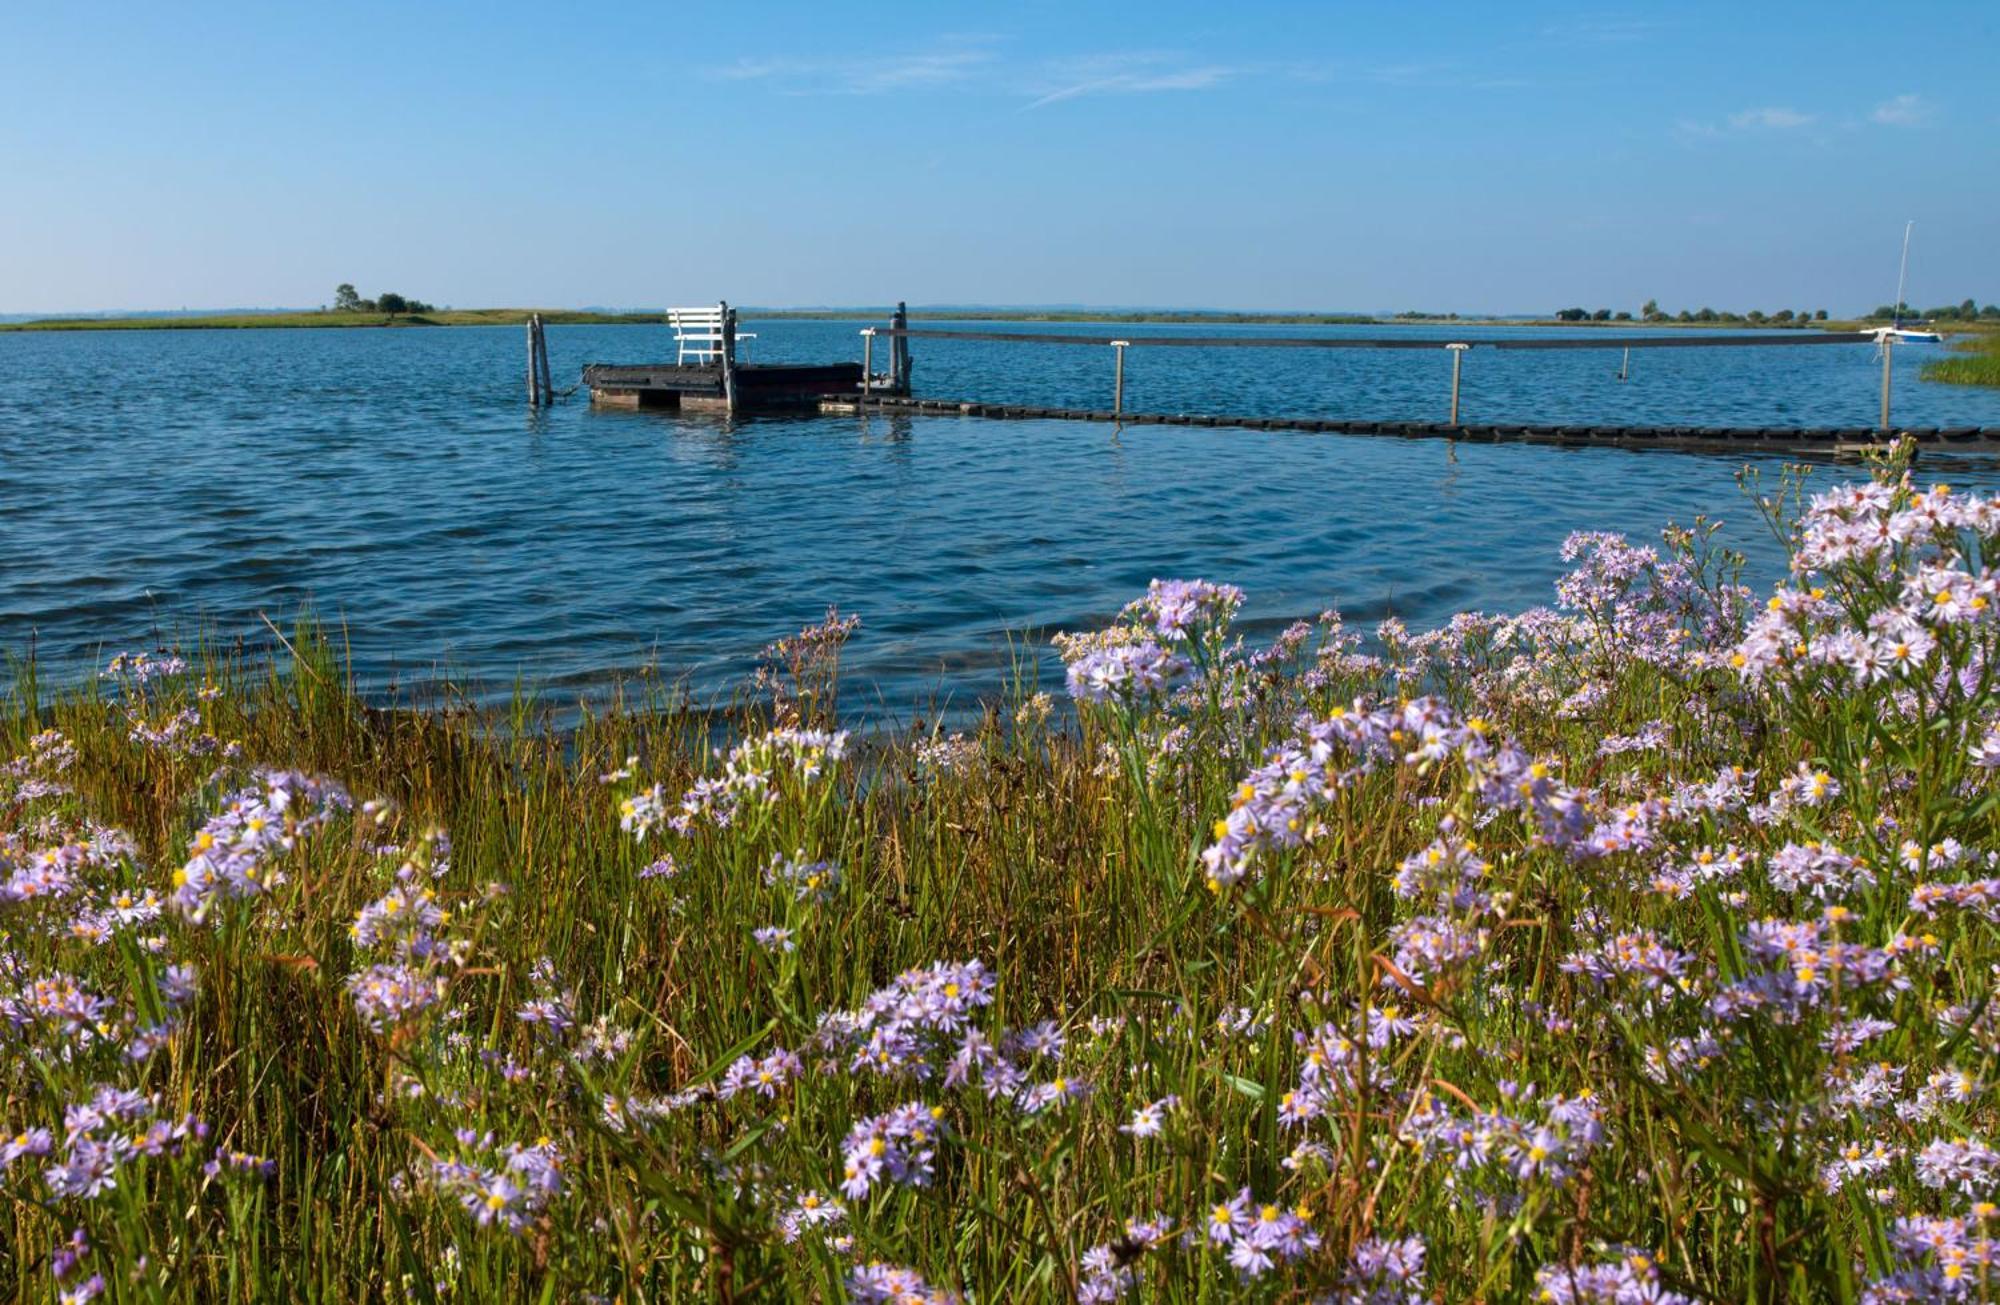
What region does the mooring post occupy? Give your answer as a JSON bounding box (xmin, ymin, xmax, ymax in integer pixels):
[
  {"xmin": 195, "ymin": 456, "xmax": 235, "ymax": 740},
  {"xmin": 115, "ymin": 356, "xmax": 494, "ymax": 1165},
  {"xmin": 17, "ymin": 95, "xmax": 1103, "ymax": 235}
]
[
  {"xmin": 1111, "ymin": 340, "xmax": 1129, "ymax": 416},
  {"xmin": 720, "ymin": 302, "xmax": 738, "ymax": 415},
  {"xmin": 1446, "ymin": 343, "xmax": 1470, "ymax": 425},
  {"xmin": 889, "ymin": 302, "xmax": 910, "ymax": 394},
  {"xmin": 860, "ymin": 328, "xmax": 876, "ymax": 400},
  {"xmin": 1618, "ymin": 346, "xmax": 1630, "ymax": 382},
  {"xmin": 526, "ymin": 318, "xmax": 540, "ymax": 406},
  {"xmin": 535, "ymin": 315, "xmax": 553, "ymax": 406},
  {"xmin": 1879, "ymin": 332, "xmax": 1894, "ymax": 433}
]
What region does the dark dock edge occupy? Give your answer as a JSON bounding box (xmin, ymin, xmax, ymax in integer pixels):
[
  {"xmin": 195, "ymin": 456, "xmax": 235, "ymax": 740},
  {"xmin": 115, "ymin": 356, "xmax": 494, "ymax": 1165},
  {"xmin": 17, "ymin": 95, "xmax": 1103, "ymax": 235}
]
[{"xmin": 813, "ymin": 394, "xmax": 2000, "ymax": 455}]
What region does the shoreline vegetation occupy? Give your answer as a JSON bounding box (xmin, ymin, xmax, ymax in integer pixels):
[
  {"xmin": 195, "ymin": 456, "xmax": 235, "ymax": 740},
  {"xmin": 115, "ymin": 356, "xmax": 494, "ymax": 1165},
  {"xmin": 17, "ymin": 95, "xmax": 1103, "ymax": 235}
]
[
  {"xmin": 5, "ymin": 456, "xmax": 2000, "ymax": 1300},
  {"xmin": 1925, "ymin": 333, "xmax": 2000, "ymax": 388}
]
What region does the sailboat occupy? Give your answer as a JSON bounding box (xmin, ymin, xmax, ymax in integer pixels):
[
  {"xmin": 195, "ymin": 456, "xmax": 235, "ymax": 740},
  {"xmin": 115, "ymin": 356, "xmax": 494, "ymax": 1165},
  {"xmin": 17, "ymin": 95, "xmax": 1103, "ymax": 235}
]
[{"xmin": 1886, "ymin": 221, "xmax": 1944, "ymax": 343}]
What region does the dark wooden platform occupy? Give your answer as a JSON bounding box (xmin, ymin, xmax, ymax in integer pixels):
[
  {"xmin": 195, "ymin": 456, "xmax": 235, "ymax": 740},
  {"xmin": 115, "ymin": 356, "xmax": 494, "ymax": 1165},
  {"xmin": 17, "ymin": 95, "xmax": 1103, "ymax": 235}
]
[{"xmin": 585, "ymin": 361, "xmax": 864, "ymax": 412}]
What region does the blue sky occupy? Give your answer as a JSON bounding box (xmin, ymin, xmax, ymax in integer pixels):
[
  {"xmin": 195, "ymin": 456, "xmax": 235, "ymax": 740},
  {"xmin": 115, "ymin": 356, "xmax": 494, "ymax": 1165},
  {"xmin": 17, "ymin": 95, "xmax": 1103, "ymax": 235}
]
[{"xmin": 3, "ymin": 1, "xmax": 1995, "ymax": 315}]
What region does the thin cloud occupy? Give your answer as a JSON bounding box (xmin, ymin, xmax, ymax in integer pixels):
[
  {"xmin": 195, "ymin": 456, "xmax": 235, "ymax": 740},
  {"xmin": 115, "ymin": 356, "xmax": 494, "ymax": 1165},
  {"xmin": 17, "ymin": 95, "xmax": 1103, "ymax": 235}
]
[
  {"xmin": 705, "ymin": 39, "xmax": 997, "ymax": 95},
  {"xmin": 1021, "ymin": 53, "xmax": 1234, "ymax": 111},
  {"xmin": 1360, "ymin": 59, "xmax": 1532, "ymax": 91},
  {"xmin": 1541, "ymin": 17, "xmax": 1660, "ymax": 45},
  {"xmin": 1728, "ymin": 106, "xmax": 1814, "ymax": 130},
  {"xmin": 1872, "ymin": 92, "xmax": 1933, "ymax": 126}
]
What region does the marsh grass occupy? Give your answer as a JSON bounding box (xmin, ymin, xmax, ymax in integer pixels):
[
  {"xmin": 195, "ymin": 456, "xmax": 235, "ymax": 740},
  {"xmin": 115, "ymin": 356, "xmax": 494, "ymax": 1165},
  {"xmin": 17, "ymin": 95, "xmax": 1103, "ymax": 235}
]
[{"xmin": 1925, "ymin": 334, "xmax": 2000, "ymax": 389}]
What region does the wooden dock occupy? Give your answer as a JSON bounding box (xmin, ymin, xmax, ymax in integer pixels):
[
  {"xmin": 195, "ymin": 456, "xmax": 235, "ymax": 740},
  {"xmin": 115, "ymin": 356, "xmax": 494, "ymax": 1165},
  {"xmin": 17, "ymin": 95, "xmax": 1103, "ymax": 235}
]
[{"xmin": 585, "ymin": 361, "xmax": 863, "ymax": 412}]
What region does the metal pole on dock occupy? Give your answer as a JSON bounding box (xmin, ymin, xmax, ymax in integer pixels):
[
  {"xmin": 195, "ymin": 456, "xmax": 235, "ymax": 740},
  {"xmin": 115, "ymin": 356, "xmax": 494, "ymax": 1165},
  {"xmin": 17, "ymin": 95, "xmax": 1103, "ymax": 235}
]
[
  {"xmin": 720, "ymin": 302, "xmax": 739, "ymax": 414},
  {"xmin": 1879, "ymin": 333, "xmax": 1894, "ymax": 432},
  {"xmin": 1446, "ymin": 343, "xmax": 1469, "ymax": 424},
  {"xmin": 860, "ymin": 328, "xmax": 875, "ymax": 400},
  {"xmin": 1111, "ymin": 340, "xmax": 1129, "ymax": 416}
]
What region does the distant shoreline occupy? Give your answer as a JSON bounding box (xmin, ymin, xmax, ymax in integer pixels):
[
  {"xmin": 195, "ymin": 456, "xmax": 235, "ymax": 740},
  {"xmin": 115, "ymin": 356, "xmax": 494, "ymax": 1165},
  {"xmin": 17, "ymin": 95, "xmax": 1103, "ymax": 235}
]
[{"xmin": 4, "ymin": 307, "xmax": 1995, "ymax": 335}]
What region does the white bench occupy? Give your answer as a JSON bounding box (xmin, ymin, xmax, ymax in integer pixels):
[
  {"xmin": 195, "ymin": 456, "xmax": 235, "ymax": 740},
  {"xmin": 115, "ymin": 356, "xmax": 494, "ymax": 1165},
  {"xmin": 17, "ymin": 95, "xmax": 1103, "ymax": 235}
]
[{"xmin": 668, "ymin": 305, "xmax": 755, "ymax": 365}]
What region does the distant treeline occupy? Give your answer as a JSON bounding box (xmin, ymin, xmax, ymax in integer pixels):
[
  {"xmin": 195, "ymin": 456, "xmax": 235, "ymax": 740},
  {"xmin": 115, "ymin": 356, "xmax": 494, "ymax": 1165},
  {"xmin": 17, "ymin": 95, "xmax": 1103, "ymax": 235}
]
[
  {"xmin": 332, "ymin": 283, "xmax": 434, "ymax": 315},
  {"xmin": 1552, "ymin": 300, "xmax": 1833, "ymax": 326},
  {"xmin": 1867, "ymin": 299, "xmax": 2000, "ymax": 322}
]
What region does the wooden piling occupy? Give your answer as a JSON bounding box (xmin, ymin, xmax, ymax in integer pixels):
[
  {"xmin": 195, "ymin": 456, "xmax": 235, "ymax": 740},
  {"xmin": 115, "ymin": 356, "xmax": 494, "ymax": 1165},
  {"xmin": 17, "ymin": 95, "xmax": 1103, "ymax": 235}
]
[
  {"xmin": 719, "ymin": 302, "xmax": 739, "ymax": 414},
  {"xmin": 1111, "ymin": 341, "xmax": 1129, "ymax": 416},
  {"xmin": 1446, "ymin": 343, "xmax": 1469, "ymax": 424},
  {"xmin": 889, "ymin": 302, "xmax": 910, "ymax": 394},
  {"xmin": 538, "ymin": 315, "xmax": 553, "ymax": 404},
  {"xmin": 526, "ymin": 319, "xmax": 541, "ymax": 406},
  {"xmin": 861, "ymin": 328, "xmax": 875, "ymax": 397}
]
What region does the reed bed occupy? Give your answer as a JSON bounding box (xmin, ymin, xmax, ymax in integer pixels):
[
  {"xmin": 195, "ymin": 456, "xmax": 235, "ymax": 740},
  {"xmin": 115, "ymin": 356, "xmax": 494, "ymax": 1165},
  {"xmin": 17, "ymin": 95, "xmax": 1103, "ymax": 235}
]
[
  {"xmin": 3, "ymin": 453, "xmax": 1997, "ymax": 1303},
  {"xmin": 1925, "ymin": 335, "xmax": 2000, "ymax": 389}
]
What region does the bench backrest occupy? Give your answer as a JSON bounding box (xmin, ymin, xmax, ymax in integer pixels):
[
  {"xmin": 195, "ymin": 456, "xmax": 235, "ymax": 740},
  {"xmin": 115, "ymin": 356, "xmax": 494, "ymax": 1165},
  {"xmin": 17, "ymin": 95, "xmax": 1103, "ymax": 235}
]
[{"xmin": 668, "ymin": 305, "xmax": 727, "ymax": 363}]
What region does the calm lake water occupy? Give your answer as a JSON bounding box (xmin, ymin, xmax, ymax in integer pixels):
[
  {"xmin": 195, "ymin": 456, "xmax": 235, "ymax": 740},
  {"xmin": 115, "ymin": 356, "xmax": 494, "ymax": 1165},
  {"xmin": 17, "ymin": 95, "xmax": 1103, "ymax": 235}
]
[{"xmin": 4, "ymin": 320, "xmax": 2000, "ymax": 717}]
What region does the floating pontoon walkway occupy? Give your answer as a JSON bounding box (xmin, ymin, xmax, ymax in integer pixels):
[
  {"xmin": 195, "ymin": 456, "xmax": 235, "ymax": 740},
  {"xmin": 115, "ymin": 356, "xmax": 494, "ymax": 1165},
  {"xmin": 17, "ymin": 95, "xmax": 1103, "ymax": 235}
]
[{"xmin": 816, "ymin": 393, "xmax": 2000, "ymax": 454}]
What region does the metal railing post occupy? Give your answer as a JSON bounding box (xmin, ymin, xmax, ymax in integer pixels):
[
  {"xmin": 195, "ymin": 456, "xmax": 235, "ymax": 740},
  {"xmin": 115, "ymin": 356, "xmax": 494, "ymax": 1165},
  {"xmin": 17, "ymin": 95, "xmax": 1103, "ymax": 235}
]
[
  {"xmin": 1111, "ymin": 340, "xmax": 1129, "ymax": 416},
  {"xmin": 1879, "ymin": 333, "xmax": 1894, "ymax": 432},
  {"xmin": 1446, "ymin": 343, "xmax": 1470, "ymax": 424},
  {"xmin": 860, "ymin": 328, "xmax": 875, "ymax": 399}
]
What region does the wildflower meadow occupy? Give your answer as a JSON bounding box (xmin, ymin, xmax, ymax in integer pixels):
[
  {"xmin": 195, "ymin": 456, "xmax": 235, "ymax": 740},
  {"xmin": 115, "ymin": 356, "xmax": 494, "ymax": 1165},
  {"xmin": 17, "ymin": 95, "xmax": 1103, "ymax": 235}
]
[{"xmin": 4, "ymin": 455, "xmax": 1999, "ymax": 1302}]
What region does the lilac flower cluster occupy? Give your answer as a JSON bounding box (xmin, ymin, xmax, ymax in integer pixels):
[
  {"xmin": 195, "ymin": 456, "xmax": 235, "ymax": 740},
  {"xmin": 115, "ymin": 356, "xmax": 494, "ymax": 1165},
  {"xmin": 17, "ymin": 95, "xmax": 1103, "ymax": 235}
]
[
  {"xmin": 1121, "ymin": 578, "xmax": 1244, "ymax": 642},
  {"xmin": 426, "ymin": 1132, "xmax": 565, "ymax": 1234},
  {"xmin": 623, "ymin": 726, "xmax": 852, "ymax": 839},
  {"xmin": 846, "ymin": 1262, "xmax": 960, "ymax": 1303},
  {"xmin": 840, "ymin": 1102, "xmax": 945, "ymax": 1199},
  {"xmin": 172, "ymin": 770, "xmax": 351, "ymax": 923},
  {"xmin": 1401, "ymin": 1081, "xmax": 1606, "ymax": 1192},
  {"xmin": 1203, "ymin": 1188, "xmax": 1322, "ymax": 1280},
  {"xmin": 347, "ymin": 834, "xmax": 468, "ymax": 1034},
  {"xmin": 1065, "ymin": 641, "xmax": 1191, "ymax": 704},
  {"xmin": 1077, "ymin": 1215, "xmax": 1173, "ymax": 1302},
  {"xmin": 1533, "ymin": 1250, "xmax": 1691, "ymax": 1304}
]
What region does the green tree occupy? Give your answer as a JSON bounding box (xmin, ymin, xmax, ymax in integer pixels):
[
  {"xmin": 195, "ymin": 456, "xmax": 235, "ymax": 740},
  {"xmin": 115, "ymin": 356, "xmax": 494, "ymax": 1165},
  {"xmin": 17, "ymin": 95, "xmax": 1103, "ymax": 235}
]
[
  {"xmin": 334, "ymin": 283, "xmax": 361, "ymax": 312},
  {"xmin": 1815, "ymin": 309, "xmax": 1829, "ymax": 321},
  {"xmin": 377, "ymin": 292, "xmax": 408, "ymax": 315},
  {"xmin": 1641, "ymin": 298, "xmax": 1660, "ymax": 320}
]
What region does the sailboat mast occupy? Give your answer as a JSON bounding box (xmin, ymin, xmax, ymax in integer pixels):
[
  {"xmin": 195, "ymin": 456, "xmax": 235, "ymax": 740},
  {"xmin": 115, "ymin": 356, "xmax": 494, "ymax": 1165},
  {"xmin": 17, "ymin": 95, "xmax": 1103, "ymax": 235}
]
[{"xmin": 1894, "ymin": 220, "xmax": 1914, "ymax": 326}]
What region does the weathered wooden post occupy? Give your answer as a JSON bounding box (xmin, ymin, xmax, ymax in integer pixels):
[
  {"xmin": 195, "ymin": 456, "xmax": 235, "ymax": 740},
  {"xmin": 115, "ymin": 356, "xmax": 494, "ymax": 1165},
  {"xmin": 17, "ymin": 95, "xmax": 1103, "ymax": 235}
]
[
  {"xmin": 1446, "ymin": 342, "xmax": 1469, "ymax": 425},
  {"xmin": 860, "ymin": 327, "xmax": 876, "ymax": 400},
  {"xmin": 889, "ymin": 302, "xmax": 910, "ymax": 394},
  {"xmin": 720, "ymin": 302, "xmax": 739, "ymax": 414},
  {"xmin": 526, "ymin": 318, "xmax": 541, "ymax": 406},
  {"xmin": 1879, "ymin": 332, "xmax": 1894, "ymax": 433},
  {"xmin": 534, "ymin": 315, "xmax": 553, "ymax": 406},
  {"xmin": 1111, "ymin": 340, "xmax": 1129, "ymax": 416}
]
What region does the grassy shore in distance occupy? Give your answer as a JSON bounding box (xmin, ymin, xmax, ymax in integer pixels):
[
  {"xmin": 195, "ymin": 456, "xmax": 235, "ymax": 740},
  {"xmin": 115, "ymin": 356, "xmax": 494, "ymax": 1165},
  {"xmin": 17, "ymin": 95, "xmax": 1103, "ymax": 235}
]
[
  {"xmin": 1924, "ymin": 330, "xmax": 2000, "ymax": 387},
  {"xmin": 0, "ymin": 307, "xmax": 661, "ymax": 332},
  {"xmin": 4, "ymin": 455, "xmax": 1998, "ymax": 1300},
  {"xmin": 11, "ymin": 306, "xmax": 1999, "ymax": 334}
]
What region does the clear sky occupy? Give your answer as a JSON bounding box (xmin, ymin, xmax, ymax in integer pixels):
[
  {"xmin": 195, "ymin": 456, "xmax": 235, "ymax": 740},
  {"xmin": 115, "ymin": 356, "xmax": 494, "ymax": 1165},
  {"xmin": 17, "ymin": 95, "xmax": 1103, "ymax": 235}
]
[{"xmin": 4, "ymin": 1, "xmax": 1995, "ymax": 316}]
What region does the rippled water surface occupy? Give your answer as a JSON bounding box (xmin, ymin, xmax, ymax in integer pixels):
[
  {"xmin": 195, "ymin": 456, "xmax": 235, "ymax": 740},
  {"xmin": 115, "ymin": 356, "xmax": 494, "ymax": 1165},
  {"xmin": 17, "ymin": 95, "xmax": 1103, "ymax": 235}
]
[{"xmin": 5, "ymin": 320, "xmax": 2000, "ymax": 716}]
